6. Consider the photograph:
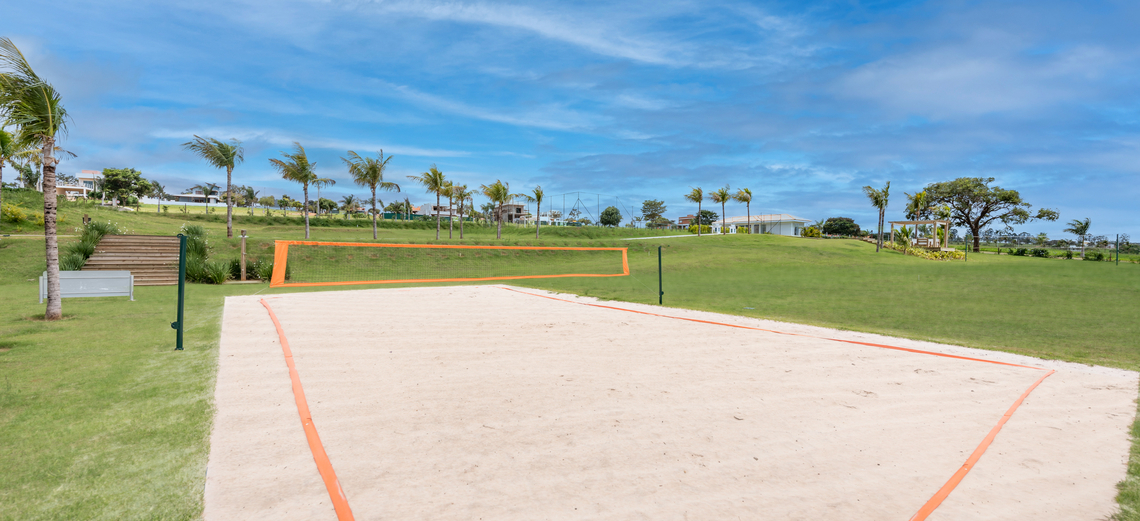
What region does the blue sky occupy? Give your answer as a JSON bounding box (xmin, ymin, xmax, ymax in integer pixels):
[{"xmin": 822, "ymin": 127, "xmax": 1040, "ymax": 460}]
[{"xmin": 3, "ymin": 0, "xmax": 1138, "ymax": 233}]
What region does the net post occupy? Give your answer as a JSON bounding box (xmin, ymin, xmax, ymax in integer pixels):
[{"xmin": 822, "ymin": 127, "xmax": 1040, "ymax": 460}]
[
  {"xmin": 240, "ymin": 229, "xmax": 248, "ymax": 281},
  {"xmin": 658, "ymin": 245, "xmax": 663, "ymax": 305},
  {"xmin": 1116, "ymin": 234, "xmax": 1119, "ymax": 265},
  {"xmin": 172, "ymin": 234, "xmax": 186, "ymax": 351}
]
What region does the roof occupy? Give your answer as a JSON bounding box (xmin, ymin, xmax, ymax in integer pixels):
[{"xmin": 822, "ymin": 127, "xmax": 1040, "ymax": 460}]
[
  {"xmin": 720, "ymin": 213, "xmax": 811, "ymax": 224},
  {"xmin": 888, "ymin": 219, "xmax": 951, "ymax": 225}
]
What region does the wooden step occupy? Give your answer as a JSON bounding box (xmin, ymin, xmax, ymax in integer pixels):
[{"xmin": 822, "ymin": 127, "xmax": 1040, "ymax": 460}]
[{"xmin": 82, "ymin": 234, "xmax": 182, "ymax": 286}]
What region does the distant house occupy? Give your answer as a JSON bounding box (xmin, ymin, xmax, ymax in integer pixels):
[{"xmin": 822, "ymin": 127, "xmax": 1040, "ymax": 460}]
[
  {"xmin": 498, "ymin": 203, "xmax": 525, "ymax": 223},
  {"xmin": 55, "ymin": 170, "xmax": 101, "ymax": 199},
  {"xmin": 173, "ymin": 189, "xmax": 220, "ymax": 204},
  {"xmin": 711, "ymin": 213, "xmax": 811, "ymax": 236},
  {"xmin": 419, "ymin": 202, "xmax": 456, "ymax": 219}
]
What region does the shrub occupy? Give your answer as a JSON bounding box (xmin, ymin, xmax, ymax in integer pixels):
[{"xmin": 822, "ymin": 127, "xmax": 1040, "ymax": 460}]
[
  {"xmin": 1012, "ymin": 248, "xmax": 1028, "ymax": 256},
  {"xmin": 1084, "ymin": 252, "xmax": 1105, "ymax": 261},
  {"xmin": 687, "ymin": 225, "xmax": 711, "ymax": 234},
  {"xmin": 204, "ymin": 260, "xmax": 230, "ymax": 284},
  {"xmin": 184, "ymin": 254, "xmax": 208, "ymax": 282},
  {"xmin": 1030, "ymin": 248, "xmax": 1049, "ymax": 258},
  {"xmin": 2, "ymin": 203, "xmax": 27, "ymax": 223},
  {"xmin": 801, "ymin": 225, "xmax": 821, "ymax": 238},
  {"xmin": 59, "ymin": 253, "xmax": 87, "ymax": 271},
  {"xmin": 822, "ymin": 217, "xmax": 859, "ymax": 236}
]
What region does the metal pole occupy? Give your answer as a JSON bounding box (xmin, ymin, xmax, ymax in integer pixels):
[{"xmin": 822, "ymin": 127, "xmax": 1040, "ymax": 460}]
[
  {"xmin": 240, "ymin": 229, "xmax": 247, "ymax": 281},
  {"xmin": 658, "ymin": 246, "xmax": 663, "ymax": 305},
  {"xmin": 172, "ymin": 234, "xmax": 187, "ymax": 350},
  {"xmin": 1117, "ymin": 234, "xmax": 1120, "ymax": 265}
]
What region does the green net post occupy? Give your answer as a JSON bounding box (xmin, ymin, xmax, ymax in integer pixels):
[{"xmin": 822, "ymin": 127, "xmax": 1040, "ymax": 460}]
[
  {"xmin": 658, "ymin": 246, "xmax": 663, "ymax": 305},
  {"xmin": 171, "ymin": 234, "xmax": 186, "ymax": 351},
  {"xmin": 1117, "ymin": 234, "xmax": 1120, "ymax": 265}
]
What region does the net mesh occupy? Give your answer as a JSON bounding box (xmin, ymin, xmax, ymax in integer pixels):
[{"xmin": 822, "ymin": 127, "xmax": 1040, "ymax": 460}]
[{"xmin": 271, "ymin": 241, "xmax": 629, "ymax": 287}]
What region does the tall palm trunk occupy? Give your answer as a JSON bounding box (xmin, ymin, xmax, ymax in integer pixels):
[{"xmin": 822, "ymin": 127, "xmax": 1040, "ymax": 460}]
[
  {"xmin": 447, "ymin": 194, "xmax": 453, "ymax": 239},
  {"xmin": 225, "ymin": 166, "xmax": 234, "ymax": 238},
  {"xmin": 746, "ymin": 202, "xmax": 750, "ymax": 235},
  {"xmin": 41, "ymin": 137, "xmax": 62, "ymax": 320},
  {"xmin": 458, "ymin": 201, "xmax": 465, "ymax": 239},
  {"xmin": 370, "ymin": 188, "xmax": 378, "ymax": 240},
  {"xmin": 535, "ymin": 201, "xmax": 541, "ymax": 239},
  {"xmin": 435, "ymin": 192, "xmax": 441, "ymax": 240},
  {"xmin": 302, "ymin": 185, "xmax": 310, "ymax": 239},
  {"xmin": 0, "ymin": 163, "xmax": 4, "ymax": 211},
  {"xmin": 721, "ymin": 201, "xmax": 726, "ymax": 235},
  {"xmin": 496, "ymin": 202, "xmax": 503, "ymax": 239},
  {"xmin": 696, "ymin": 201, "xmax": 702, "ymax": 236}
]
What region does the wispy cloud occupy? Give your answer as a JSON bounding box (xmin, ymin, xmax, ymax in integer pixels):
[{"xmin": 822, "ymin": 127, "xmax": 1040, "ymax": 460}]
[{"xmin": 150, "ymin": 128, "xmax": 471, "ymax": 158}]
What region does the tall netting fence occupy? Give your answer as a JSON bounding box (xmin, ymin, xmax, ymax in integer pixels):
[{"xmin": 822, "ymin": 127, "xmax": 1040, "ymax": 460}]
[{"xmin": 270, "ymin": 241, "xmax": 629, "ymax": 287}]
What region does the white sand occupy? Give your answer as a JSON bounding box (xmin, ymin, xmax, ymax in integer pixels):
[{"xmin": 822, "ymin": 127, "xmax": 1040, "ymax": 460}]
[{"xmin": 205, "ymin": 285, "xmax": 1138, "ymax": 520}]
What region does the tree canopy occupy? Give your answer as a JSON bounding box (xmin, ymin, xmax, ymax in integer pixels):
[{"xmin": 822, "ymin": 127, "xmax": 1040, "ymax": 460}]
[
  {"xmin": 600, "ymin": 206, "xmax": 622, "ymax": 227},
  {"xmin": 102, "ymin": 168, "xmax": 151, "ymax": 205},
  {"xmin": 640, "ymin": 199, "xmax": 666, "ymax": 221},
  {"xmin": 822, "ymin": 217, "xmax": 860, "ymax": 236},
  {"xmin": 924, "ymin": 177, "xmax": 1058, "ymax": 251},
  {"xmin": 697, "ymin": 209, "xmax": 718, "ymax": 226}
]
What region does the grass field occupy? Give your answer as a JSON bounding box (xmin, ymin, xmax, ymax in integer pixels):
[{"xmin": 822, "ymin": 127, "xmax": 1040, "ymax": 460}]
[{"xmin": 2, "ymin": 188, "xmax": 1139, "ymax": 519}]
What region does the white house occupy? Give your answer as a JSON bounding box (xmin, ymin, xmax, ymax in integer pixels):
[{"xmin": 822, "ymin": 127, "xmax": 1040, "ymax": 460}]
[
  {"xmin": 172, "ymin": 190, "xmax": 220, "ymax": 204},
  {"xmin": 710, "ymin": 213, "xmax": 811, "ymax": 236}
]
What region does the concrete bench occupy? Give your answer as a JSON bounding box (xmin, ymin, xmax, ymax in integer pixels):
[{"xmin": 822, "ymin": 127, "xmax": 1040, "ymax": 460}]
[{"xmin": 39, "ymin": 270, "xmax": 134, "ymax": 303}]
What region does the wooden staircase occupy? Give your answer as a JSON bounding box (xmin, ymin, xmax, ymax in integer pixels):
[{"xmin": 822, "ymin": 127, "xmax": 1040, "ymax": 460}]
[{"xmin": 83, "ymin": 235, "xmax": 180, "ymax": 286}]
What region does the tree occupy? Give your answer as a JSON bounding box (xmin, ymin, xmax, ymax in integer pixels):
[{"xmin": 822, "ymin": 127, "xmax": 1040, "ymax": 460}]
[
  {"xmin": 924, "ymin": 177, "xmax": 1059, "ymax": 252},
  {"xmin": 862, "ymin": 181, "xmax": 890, "ymax": 252},
  {"xmin": 0, "ymin": 128, "xmax": 17, "ymax": 209},
  {"xmin": 683, "ymin": 188, "xmax": 704, "ymax": 236},
  {"xmin": 640, "ymin": 199, "xmax": 667, "ymax": 226},
  {"xmin": 258, "ymin": 195, "xmax": 276, "ymax": 215},
  {"xmin": 343, "ymin": 150, "xmax": 399, "ymax": 239},
  {"xmin": 822, "ymin": 217, "xmax": 860, "ymax": 236},
  {"xmin": 269, "ymin": 143, "xmax": 317, "ymax": 238},
  {"xmin": 450, "ymin": 184, "xmax": 473, "ymax": 239},
  {"xmin": 339, "ymin": 195, "xmax": 359, "ymax": 218},
  {"xmin": 309, "ymin": 177, "xmax": 335, "ymax": 217},
  {"xmin": 600, "ymin": 206, "xmax": 622, "ymax": 227},
  {"xmin": 697, "ymin": 209, "xmax": 718, "ymax": 226},
  {"xmin": 0, "ymin": 37, "xmax": 70, "ymax": 320},
  {"xmin": 480, "ymin": 179, "xmax": 520, "ymax": 239},
  {"xmin": 104, "ymin": 168, "xmax": 150, "ymax": 207},
  {"xmin": 708, "ymin": 186, "xmax": 731, "ymax": 235},
  {"xmin": 904, "ymin": 190, "xmax": 932, "ymax": 220},
  {"xmin": 440, "ymin": 181, "xmax": 455, "ymax": 239},
  {"xmin": 520, "ymin": 186, "xmax": 545, "ymax": 238},
  {"xmin": 1063, "ymin": 218, "xmax": 1091, "ymax": 258},
  {"xmin": 408, "ymin": 164, "xmax": 447, "ymax": 240},
  {"xmin": 733, "ymin": 188, "xmax": 753, "ymax": 235},
  {"xmin": 151, "ymin": 182, "xmax": 166, "ymax": 213},
  {"xmin": 182, "ymin": 136, "xmax": 243, "ymax": 237}
]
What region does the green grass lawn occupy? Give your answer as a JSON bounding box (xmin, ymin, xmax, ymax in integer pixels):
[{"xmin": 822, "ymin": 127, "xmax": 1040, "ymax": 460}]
[{"xmin": 2, "ymin": 190, "xmax": 1139, "ymax": 519}]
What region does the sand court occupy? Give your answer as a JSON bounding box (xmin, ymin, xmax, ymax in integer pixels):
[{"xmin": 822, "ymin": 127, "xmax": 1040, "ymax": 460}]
[{"xmin": 205, "ymin": 285, "xmax": 1138, "ymax": 520}]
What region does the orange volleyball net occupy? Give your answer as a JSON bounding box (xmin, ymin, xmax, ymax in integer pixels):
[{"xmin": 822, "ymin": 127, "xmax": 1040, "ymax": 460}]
[{"xmin": 269, "ymin": 241, "xmax": 629, "ymax": 288}]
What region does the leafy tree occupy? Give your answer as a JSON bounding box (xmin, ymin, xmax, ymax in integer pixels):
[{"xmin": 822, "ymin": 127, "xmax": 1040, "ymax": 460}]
[
  {"xmin": 318, "ymin": 197, "xmax": 336, "ymax": 213},
  {"xmin": 339, "ymin": 195, "xmax": 359, "ymax": 218},
  {"xmin": 600, "ymin": 206, "xmax": 622, "ymax": 227},
  {"xmin": 1063, "ymin": 218, "xmax": 1091, "ymax": 258},
  {"xmin": 104, "ymin": 168, "xmax": 151, "ymax": 207},
  {"xmin": 904, "ymin": 190, "xmax": 932, "ymax": 220},
  {"xmin": 683, "ymin": 188, "xmax": 704, "ymax": 236},
  {"xmin": 480, "ymin": 179, "xmax": 520, "ymax": 239},
  {"xmin": 862, "ymin": 181, "xmax": 890, "ymax": 252},
  {"xmin": 0, "ymin": 37, "xmax": 70, "ymax": 319},
  {"xmin": 520, "ymin": 186, "xmax": 545, "ymax": 238},
  {"xmin": 697, "ymin": 209, "xmax": 718, "ymax": 226},
  {"xmin": 343, "ymin": 150, "xmax": 399, "ymax": 239},
  {"xmin": 182, "ymin": 136, "xmax": 243, "ymax": 237},
  {"xmin": 822, "ymin": 217, "xmax": 860, "ymax": 236},
  {"xmin": 0, "ymin": 128, "xmax": 18, "ymax": 208},
  {"xmin": 924, "ymin": 177, "xmax": 1058, "ymax": 252},
  {"xmin": 311, "ymin": 177, "xmax": 336, "ymax": 216},
  {"xmin": 640, "ymin": 199, "xmax": 667, "ymax": 224},
  {"xmin": 733, "ymin": 188, "xmax": 753, "ymax": 235},
  {"xmin": 258, "ymin": 195, "xmax": 276, "ymax": 215},
  {"xmin": 151, "ymin": 182, "xmax": 166, "ymax": 213},
  {"xmin": 408, "ymin": 164, "xmax": 447, "ymax": 240},
  {"xmin": 450, "ymin": 184, "xmax": 473, "ymax": 239},
  {"xmin": 708, "ymin": 185, "xmax": 731, "ymax": 235},
  {"xmin": 269, "ymin": 143, "xmax": 317, "ymax": 238}
]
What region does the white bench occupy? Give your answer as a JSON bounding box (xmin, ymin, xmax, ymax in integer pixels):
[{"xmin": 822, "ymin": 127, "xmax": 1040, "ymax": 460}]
[{"xmin": 39, "ymin": 270, "xmax": 134, "ymax": 303}]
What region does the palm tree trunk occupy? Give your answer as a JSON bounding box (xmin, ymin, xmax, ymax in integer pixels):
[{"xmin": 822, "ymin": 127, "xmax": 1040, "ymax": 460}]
[
  {"xmin": 226, "ymin": 166, "xmax": 234, "ymax": 238},
  {"xmin": 721, "ymin": 202, "xmax": 726, "ymax": 235},
  {"xmin": 496, "ymin": 202, "xmax": 503, "ymax": 239},
  {"xmin": 1, "ymin": 164, "xmax": 5, "ymax": 211},
  {"xmin": 371, "ymin": 188, "xmax": 378, "ymax": 240},
  {"xmin": 536, "ymin": 201, "xmax": 541, "ymax": 239},
  {"xmin": 435, "ymin": 192, "xmax": 441, "ymax": 240},
  {"xmin": 41, "ymin": 138, "xmax": 62, "ymax": 320},
  {"xmin": 303, "ymin": 185, "xmax": 310, "ymax": 239},
  {"xmin": 459, "ymin": 202, "xmax": 465, "ymax": 239},
  {"xmin": 746, "ymin": 202, "xmax": 750, "ymax": 235},
  {"xmin": 696, "ymin": 201, "xmax": 702, "ymax": 236},
  {"xmin": 448, "ymin": 195, "xmax": 453, "ymax": 239}
]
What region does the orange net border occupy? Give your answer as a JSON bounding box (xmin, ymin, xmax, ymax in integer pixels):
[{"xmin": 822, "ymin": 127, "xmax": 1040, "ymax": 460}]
[{"xmin": 270, "ymin": 240, "xmax": 630, "ymax": 288}]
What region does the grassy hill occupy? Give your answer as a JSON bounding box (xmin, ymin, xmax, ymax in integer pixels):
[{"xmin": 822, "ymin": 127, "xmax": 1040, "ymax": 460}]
[{"xmin": 2, "ymin": 189, "xmax": 1139, "ymax": 519}]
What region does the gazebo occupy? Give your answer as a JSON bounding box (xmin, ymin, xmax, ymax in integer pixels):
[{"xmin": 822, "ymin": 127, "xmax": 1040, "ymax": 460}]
[{"xmin": 888, "ymin": 220, "xmax": 953, "ymax": 251}]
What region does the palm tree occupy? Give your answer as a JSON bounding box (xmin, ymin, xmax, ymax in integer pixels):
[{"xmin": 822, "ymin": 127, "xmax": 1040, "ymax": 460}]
[
  {"xmin": 683, "ymin": 187, "xmax": 704, "ymax": 236},
  {"xmin": 862, "ymin": 181, "xmax": 890, "ymax": 252},
  {"xmin": 709, "ymin": 186, "xmax": 731, "ymax": 235},
  {"xmin": 277, "ymin": 196, "xmax": 289, "ymax": 217},
  {"xmin": 520, "ymin": 186, "xmax": 545, "ymax": 239},
  {"xmin": 182, "ymin": 136, "xmax": 243, "ymax": 237},
  {"xmin": 1063, "ymin": 218, "xmax": 1091, "ymax": 258},
  {"xmin": 450, "ymin": 184, "xmax": 473, "ymax": 239},
  {"xmin": 312, "ymin": 177, "xmax": 336, "ymax": 217},
  {"xmin": 481, "ymin": 179, "xmax": 520, "ymax": 240},
  {"xmin": 407, "ymin": 164, "xmax": 447, "ymax": 240},
  {"xmin": 0, "ymin": 128, "xmax": 17, "ymax": 210},
  {"xmin": 269, "ymin": 143, "xmax": 317, "ymax": 239},
  {"xmin": 732, "ymin": 187, "xmax": 753, "ymax": 235},
  {"xmin": 152, "ymin": 182, "xmax": 166, "ymax": 213},
  {"xmin": 339, "ymin": 195, "xmax": 359, "ymax": 218},
  {"xmin": 0, "ymin": 37, "xmax": 70, "ymax": 320},
  {"xmin": 343, "ymin": 150, "xmax": 399, "ymax": 240},
  {"xmin": 441, "ymin": 180, "xmax": 455, "ymax": 239}
]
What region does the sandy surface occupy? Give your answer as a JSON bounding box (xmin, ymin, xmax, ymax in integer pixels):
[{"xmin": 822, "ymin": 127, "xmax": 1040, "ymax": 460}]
[{"xmin": 205, "ymin": 285, "xmax": 1137, "ymax": 520}]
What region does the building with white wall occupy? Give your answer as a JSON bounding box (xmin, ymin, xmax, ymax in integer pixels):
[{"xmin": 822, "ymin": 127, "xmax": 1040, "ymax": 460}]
[{"xmin": 709, "ymin": 213, "xmax": 811, "ymax": 236}]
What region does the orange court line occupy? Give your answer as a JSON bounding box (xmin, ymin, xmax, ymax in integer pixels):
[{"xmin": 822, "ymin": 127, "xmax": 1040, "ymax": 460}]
[
  {"xmin": 499, "ymin": 286, "xmax": 1055, "ymax": 520},
  {"xmin": 259, "ymin": 299, "xmax": 355, "ymax": 521},
  {"xmin": 269, "ymin": 240, "xmax": 629, "ymax": 288}
]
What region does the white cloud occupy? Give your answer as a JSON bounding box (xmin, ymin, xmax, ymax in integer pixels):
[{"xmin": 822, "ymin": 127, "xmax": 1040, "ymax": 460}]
[{"xmin": 150, "ymin": 127, "xmax": 472, "ymax": 157}]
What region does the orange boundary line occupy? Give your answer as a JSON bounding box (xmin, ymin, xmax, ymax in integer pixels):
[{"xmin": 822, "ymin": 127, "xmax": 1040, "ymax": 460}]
[
  {"xmin": 498, "ymin": 287, "xmax": 1055, "ymax": 520},
  {"xmin": 269, "ymin": 240, "xmax": 629, "ymax": 288},
  {"xmin": 259, "ymin": 299, "xmax": 355, "ymax": 521}
]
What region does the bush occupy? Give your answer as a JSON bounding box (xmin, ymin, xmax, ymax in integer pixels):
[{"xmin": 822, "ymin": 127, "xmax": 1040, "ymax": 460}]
[
  {"xmin": 59, "ymin": 253, "xmax": 87, "ymax": 271},
  {"xmin": 1030, "ymin": 248, "xmax": 1049, "ymax": 258},
  {"xmin": 1011, "ymin": 248, "xmax": 1028, "ymax": 256},
  {"xmin": 1084, "ymin": 252, "xmax": 1105, "ymax": 261},
  {"xmin": 2, "ymin": 203, "xmax": 27, "ymax": 223},
  {"xmin": 687, "ymin": 224, "xmax": 711, "ymax": 234},
  {"xmin": 204, "ymin": 260, "xmax": 230, "ymax": 284},
  {"xmin": 822, "ymin": 217, "xmax": 860, "ymax": 236},
  {"xmin": 801, "ymin": 225, "xmax": 821, "ymax": 238}
]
